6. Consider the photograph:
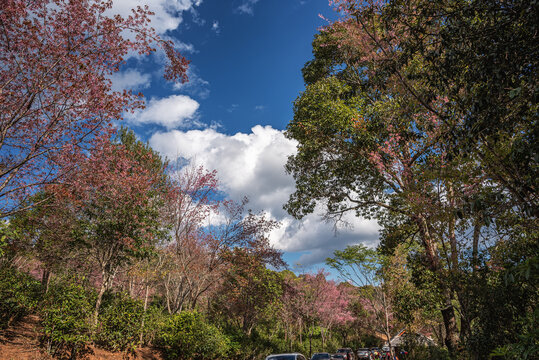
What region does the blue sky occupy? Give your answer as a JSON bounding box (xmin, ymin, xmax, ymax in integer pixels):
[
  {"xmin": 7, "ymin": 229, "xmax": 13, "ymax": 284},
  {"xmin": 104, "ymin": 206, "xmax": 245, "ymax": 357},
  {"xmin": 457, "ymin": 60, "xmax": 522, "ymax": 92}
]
[
  {"xmin": 110, "ymin": 0, "xmax": 379, "ymax": 274},
  {"xmin": 173, "ymin": 0, "xmax": 328, "ymax": 133}
]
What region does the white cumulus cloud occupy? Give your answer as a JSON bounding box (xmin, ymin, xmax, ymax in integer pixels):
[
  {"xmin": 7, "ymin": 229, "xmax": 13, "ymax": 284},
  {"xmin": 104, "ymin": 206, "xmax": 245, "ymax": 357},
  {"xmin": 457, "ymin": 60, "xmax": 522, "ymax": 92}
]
[
  {"xmin": 127, "ymin": 95, "xmax": 200, "ymax": 129},
  {"xmin": 149, "ymin": 126, "xmax": 380, "ymax": 266},
  {"xmin": 110, "ymin": 0, "xmax": 203, "ymax": 35}
]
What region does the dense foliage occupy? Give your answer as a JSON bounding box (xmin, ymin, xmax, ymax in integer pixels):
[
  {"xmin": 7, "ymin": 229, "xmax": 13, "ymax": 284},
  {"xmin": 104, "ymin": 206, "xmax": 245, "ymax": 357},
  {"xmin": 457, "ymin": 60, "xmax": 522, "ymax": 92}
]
[
  {"xmin": 42, "ymin": 277, "xmax": 95, "ymax": 358},
  {"xmin": 0, "ymin": 264, "xmax": 41, "ymax": 329},
  {"xmin": 0, "ymin": 0, "xmax": 536, "ymax": 359},
  {"xmin": 157, "ymin": 311, "xmax": 231, "ymax": 360},
  {"xmin": 286, "ymin": 0, "xmax": 538, "ymax": 358}
]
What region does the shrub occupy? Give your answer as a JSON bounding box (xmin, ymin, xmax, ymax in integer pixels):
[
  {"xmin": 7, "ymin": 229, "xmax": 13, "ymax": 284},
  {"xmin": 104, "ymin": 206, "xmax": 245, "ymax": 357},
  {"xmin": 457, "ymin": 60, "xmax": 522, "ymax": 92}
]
[
  {"xmin": 0, "ymin": 265, "xmax": 41, "ymax": 329},
  {"xmin": 41, "ymin": 277, "xmax": 95, "ymax": 358},
  {"xmin": 157, "ymin": 311, "xmax": 231, "ymax": 360},
  {"xmin": 140, "ymin": 303, "xmax": 168, "ymax": 346},
  {"xmin": 95, "ymin": 291, "xmax": 145, "ymax": 353}
]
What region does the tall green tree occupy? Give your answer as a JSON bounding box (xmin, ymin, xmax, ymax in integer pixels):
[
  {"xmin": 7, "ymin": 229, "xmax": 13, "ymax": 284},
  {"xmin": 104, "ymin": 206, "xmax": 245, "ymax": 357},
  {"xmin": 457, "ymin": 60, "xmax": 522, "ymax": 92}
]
[
  {"xmin": 382, "ymin": 0, "xmax": 538, "ymax": 213},
  {"xmin": 285, "ymin": 1, "xmax": 537, "ymax": 356}
]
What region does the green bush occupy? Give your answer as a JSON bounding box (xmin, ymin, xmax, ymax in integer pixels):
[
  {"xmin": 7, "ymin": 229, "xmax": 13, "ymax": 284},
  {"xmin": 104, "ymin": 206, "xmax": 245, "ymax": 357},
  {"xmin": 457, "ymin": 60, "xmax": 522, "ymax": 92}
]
[
  {"xmin": 0, "ymin": 265, "xmax": 41, "ymax": 329},
  {"xmin": 140, "ymin": 303, "xmax": 168, "ymax": 346},
  {"xmin": 157, "ymin": 311, "xmax": 231, "ymax": 360},
  {"xmin": 42, "ymin": 277, "xmax": 95, "ymax": 358},
  {"xmin": 95, "ymin": 291, "xmax": 145, "ymax": 353}
]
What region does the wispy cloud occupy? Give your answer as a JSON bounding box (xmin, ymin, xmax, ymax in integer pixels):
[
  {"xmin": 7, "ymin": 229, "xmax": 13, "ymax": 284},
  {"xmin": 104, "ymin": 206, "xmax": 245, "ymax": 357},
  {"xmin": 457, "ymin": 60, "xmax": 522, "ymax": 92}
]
[
  {"xmin": 110, "ymin": 69, "xmax": 151, "ymax": 92},
  {"xmin": 173, "ymin": 66, "xmax": 210, "ymax": 99},
  {"xmin": 254, "ymin": 105, "xmax": 266, "ymax": 111},
  {"xmin": 212, "ymin": 20, "xmax": 220, "ymax": 34},
  {"xmin": 236, "ymin": 0, "xmax": 260, "ymax": 15},
  {"xmin": 174, "ymin": 41, "xmax": 197, "ymax": 54},
  {"xmin": 227, "ymin": 104, "xmax": 239, "ymax": 113}
]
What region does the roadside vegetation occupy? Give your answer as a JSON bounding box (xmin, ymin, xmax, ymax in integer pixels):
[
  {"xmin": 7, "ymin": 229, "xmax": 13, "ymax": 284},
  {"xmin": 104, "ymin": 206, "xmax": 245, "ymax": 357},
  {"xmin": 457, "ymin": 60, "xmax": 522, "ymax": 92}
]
[{"xmin": 0, "ymin": 0, "xmax": 536, "ymax": 359}]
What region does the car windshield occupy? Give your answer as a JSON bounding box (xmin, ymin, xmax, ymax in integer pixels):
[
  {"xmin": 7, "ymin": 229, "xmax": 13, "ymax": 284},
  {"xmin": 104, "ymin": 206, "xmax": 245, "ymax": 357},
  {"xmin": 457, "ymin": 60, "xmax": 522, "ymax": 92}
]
[
  {"xmin": 312, "ymin": 354, "xmax": 330, "ymax": 360},
  {"xmin": 358, "ymin": 351, "xmax": 368, "ymax": 355},
  {"xmin": 333, "ymin": 355, "xmax": 345, "ymax": 359},
  {"xmin": 267, "ymin": 356, "xmax": 296, "ymax": 360}
]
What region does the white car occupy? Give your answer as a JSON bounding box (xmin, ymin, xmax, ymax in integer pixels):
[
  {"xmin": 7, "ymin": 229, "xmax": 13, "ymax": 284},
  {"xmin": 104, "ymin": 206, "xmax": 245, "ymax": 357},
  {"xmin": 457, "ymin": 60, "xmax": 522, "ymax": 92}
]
[{"xmin": 266, "ymin": 353, "xmax": 308, "ymax": 360}]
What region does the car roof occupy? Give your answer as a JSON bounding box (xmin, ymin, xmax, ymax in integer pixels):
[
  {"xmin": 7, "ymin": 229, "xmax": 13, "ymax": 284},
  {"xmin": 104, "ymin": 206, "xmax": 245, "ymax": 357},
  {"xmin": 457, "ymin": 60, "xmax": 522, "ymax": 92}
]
[
  {"xmin": 266, "ymin": 354, "xmax": 301, "ymax": 360},
  {"xmin": 266, "ymin": 354, "xmax": 304, "ymax": 357}
]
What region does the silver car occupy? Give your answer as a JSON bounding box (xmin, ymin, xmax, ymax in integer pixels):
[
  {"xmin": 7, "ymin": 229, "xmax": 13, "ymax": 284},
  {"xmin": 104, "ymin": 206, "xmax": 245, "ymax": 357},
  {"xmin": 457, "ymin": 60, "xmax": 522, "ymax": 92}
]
[{"xmin": 266, "ymin": 353, "xmax": 308, "ymax": 360}]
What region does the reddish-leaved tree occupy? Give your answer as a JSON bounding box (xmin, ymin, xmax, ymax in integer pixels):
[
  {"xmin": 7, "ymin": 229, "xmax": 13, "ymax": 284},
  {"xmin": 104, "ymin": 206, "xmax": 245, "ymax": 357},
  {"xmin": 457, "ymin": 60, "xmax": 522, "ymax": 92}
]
[
  {"xmin": 0, "ymin": 0, "xmax": 188, "ymax": 217},
  {"xmin": 56, "ymin": 134, "xmax": 167, "ymax": 325}
]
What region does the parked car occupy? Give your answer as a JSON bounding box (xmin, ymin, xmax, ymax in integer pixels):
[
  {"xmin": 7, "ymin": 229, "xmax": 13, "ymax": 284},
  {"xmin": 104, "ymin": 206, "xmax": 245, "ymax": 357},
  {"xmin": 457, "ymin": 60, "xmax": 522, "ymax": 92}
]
[
  {"xmin": 331, "ymin": 354, "xmax": 346, "ymax": 360},
  {"xmin": 266, "ymin": 354, "xmax": 308, "ymax": 360},
  {"xmin": 356, "ymin": 348, "xmax": 373, "ymax": 360},
  {"xmin": 311, "ymin": 353, "xmax": 332, "ymax": 360},
  {"xmin": 381, "ymin": 347, "xmax": 391, "ymax": 359},
  {"xmin": 336, "ymin": 347, "xmax": 356, "ymax": 360}
]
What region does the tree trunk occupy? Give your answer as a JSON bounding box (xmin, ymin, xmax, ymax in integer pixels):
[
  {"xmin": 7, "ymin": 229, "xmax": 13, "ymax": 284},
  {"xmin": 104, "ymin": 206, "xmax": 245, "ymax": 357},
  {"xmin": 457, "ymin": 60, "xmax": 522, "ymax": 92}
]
[
  {"xmin": 41, "ymin": 268, "xmax": 51, "ymax": 293},
  {"xmin": 165, "ymin": 274, "xmax": 173, "ymax": 315},
  {"xmin": 440, "ymin": 288, "xmax": 459, "ymax": 355},
  {"xmin": 129, "ymin": 277, "xmax": 135, "ymax": 297},
  {"xmin": 382, "ymin": 291, "xmax": 393, "ymax": 357},
  {"xmin": 94, "ymin": 280, "xmax": 107, "ymax": 327},
  {"xmin": 94, "ymin": 268, "xmax": 116, "ymax": 327},
  {"xmin": 416, "ymin": 215, "xmax": 460, "ymax": 356},
  {"xmin": 139, "ymin": 282, "xmax": 150, "ymax": 344}
]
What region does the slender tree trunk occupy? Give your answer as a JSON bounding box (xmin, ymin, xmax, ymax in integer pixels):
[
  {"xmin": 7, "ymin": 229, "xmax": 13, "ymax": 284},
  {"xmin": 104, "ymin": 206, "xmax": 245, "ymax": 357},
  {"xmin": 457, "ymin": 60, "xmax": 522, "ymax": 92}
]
[
  {"xmin": 382, "ymin": 291, "xmax": 393, "ymax": 357},
  {"xmin": 139, "ymin": 282, "xmax": 150, "ymax": 344},
  {"xmin": 416, "ymin": 215, "xmax": 460, "ymax": 356},
  {"xmin": 94, "ymin": 267, "xmax": 116, "ymax": 327},
  {"xmin": 41, "ymin": 268, "xmax": 51, "ymax": 293},
  {"xmin": 165, "ymin": 275, "xmax": 173, "ymax": 315},
  {"xmin": 129, "ymin": 277, "xmax": 135, "ymax": 297},
  {"xmin": 94, "ymin": 280, "xmax": 107, "ymax": 327},
  {"xmin": 448, "ymin": 184, "xmax": 459, "ymax": 271}
]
